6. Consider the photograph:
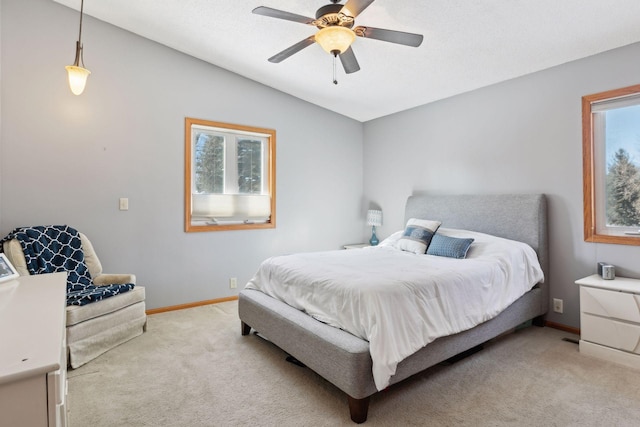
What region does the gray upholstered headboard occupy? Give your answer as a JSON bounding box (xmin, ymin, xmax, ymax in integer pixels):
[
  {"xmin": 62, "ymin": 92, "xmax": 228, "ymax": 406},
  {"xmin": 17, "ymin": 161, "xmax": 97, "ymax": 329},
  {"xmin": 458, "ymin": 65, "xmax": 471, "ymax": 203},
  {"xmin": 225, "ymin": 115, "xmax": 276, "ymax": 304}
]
[{"xmin": 405, "ymin": 194, "xmax": 549, "ymax": 287}]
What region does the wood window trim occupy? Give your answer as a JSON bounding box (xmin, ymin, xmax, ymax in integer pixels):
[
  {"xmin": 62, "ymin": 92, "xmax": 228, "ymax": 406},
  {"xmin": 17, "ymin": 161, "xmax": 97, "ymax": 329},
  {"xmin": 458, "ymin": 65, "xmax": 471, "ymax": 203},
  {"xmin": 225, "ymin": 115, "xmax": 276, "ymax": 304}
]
[
  {"xmin": 582, "ymin": 84, "xmax": 640, "ymax": 245},
  {"xmin": 184, "ymin": 117, "xmax": 276, "ymax": 232}
]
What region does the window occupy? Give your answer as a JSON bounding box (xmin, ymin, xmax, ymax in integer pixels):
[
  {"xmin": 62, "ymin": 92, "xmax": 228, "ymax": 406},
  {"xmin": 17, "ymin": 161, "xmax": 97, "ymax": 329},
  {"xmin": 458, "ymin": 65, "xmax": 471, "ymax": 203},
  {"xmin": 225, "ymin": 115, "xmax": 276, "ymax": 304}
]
[
  {"xmin": 185, "ymin": 118, "xmax": 275, "ymax": 232},
  {"xmin": 582, "ymin": 84, "xmax": 640, "ymax": 245}
]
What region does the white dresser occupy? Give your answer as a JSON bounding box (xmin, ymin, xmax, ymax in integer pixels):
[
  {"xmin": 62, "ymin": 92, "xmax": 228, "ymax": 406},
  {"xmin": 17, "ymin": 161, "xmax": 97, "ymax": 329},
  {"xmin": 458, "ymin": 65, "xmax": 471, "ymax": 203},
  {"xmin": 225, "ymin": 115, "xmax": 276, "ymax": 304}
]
[
  {"xmin": 0, "ymin": 272, "xmax": 68, "ymax": 426},
  {"xmin": 576, "ymin": 274, "xmax": 640, "ymax": 369}
]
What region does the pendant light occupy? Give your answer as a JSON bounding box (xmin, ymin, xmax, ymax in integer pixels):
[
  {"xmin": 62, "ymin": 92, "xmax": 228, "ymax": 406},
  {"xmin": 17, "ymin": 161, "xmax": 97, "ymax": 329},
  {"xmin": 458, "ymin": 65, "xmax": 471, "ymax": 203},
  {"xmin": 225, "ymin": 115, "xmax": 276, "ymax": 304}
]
[{"xmin": 65, "ymin": 0, "xmax": 90, "ymax": 95}]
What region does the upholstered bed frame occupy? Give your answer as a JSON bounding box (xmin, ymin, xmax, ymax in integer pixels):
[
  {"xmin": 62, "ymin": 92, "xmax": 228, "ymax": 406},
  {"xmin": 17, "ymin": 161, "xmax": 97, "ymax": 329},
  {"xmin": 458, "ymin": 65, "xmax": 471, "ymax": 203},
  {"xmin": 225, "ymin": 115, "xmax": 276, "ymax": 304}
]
[{"xmin": 239, "ymin": 194, "xmax": 549, "ymax": 423}]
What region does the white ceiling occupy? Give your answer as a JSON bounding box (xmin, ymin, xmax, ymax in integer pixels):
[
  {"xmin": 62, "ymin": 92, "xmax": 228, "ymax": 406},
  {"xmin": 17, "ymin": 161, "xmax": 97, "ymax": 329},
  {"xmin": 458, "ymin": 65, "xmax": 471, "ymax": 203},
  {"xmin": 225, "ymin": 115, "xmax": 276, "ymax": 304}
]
[{"xmin": 53, "ymin": 0, "xmax": 640, "ymax": 122}]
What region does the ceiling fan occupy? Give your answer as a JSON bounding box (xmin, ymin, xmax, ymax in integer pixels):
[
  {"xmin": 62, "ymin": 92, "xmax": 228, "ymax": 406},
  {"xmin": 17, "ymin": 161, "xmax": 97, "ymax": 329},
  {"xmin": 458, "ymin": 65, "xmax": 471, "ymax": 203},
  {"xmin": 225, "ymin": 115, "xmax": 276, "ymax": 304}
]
[{"xmin": 253, "ymin": 0, "xmax": 423, "ymax": 82}]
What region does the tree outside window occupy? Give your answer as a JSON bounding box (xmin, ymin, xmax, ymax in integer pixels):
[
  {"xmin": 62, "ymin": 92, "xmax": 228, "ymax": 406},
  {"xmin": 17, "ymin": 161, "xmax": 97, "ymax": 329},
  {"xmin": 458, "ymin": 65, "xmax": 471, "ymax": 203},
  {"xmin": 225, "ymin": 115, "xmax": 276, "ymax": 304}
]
[
  {"xmin": 606, "ymin": 148, "xmax": 640, "ymax": 227},
  {"xmin": 237, "ymin": 139, "xmax": 263, "ymax": 194},
  {"xmin": 195, "ymin": 134, "xmax": 224, "ymax": 194}
]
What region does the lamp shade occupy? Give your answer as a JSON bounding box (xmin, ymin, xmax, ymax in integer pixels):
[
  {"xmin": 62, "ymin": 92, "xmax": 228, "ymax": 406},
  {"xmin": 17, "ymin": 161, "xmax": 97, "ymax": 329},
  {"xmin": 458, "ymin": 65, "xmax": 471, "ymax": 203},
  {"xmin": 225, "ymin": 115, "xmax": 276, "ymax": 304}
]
[
  {"xmin": 315, "ymin": 26, "xmax": 356, "ymax": 54},
  {"xmin": 65, "ymin": 65, "xmax": 91, "ymax": 95},
  {"xmin": 366, "ymin": 209, "xmax": 382, "ymax": 227}
]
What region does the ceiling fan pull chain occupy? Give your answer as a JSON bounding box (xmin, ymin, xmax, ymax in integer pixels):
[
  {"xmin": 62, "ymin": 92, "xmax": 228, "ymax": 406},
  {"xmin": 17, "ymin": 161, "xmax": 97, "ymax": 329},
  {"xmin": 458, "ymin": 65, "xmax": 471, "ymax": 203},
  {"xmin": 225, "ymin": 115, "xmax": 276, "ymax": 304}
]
[{"xmin": 333, "ymin": 52, "xmax": 338, "ymax": 85}]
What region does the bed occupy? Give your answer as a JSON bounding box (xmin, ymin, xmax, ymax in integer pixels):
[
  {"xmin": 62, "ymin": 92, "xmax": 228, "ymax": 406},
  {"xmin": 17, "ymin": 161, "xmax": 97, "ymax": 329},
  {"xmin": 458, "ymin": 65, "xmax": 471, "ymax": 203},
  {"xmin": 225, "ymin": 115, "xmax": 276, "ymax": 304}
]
[{"xmin": 238, "ymin": 194, "xmax": 548, "ymax": 423}]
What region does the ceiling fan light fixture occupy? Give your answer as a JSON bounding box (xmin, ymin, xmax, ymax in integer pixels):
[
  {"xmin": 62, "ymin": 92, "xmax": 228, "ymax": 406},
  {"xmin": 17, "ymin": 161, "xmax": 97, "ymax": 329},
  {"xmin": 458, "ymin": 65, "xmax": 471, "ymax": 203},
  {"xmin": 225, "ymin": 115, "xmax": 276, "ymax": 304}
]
[{"xmin": 315, "ymin": 26, "xmax": 356, "ymax": 55}]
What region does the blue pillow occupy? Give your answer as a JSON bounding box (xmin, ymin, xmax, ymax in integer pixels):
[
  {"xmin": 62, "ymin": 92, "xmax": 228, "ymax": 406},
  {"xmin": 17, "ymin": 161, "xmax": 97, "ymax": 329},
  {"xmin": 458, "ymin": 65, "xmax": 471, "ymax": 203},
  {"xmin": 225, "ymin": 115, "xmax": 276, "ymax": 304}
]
[{"xmin": 427, "ymin": 234, "xmax": 474, "ymax": 259}]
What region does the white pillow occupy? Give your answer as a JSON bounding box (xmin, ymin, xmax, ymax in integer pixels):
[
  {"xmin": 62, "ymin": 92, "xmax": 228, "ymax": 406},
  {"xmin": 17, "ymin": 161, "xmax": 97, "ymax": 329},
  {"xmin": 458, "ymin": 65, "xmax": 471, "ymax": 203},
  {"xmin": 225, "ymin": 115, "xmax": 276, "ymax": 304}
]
[
  {"xmin": 395, "ymin": 218, "xmax": 441, "ymax": 254},
  {"xmin": 378, "ymin": 230, "xmax": 404, "ymax": 247}
]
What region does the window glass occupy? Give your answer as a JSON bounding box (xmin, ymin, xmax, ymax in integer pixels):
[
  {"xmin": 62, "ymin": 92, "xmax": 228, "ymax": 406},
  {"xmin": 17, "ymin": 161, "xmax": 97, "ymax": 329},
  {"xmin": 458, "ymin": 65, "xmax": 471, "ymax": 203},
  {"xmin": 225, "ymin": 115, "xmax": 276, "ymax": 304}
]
[
  {"xmin": 601, "ymin": 105, "xmax": 640, "ymax": 231},
  {"xmin": 237, "ymin": 139, "xmax": 264, "ymax": 194},
  {"xmin": 194, "ymin": 133, "xmax": 224, "ymax": 194}
]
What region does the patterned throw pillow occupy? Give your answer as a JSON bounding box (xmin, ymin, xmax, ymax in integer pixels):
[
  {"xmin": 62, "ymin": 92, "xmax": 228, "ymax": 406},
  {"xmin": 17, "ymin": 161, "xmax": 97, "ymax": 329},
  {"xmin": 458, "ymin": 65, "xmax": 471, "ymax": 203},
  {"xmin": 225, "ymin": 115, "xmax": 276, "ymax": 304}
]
[
  {"xmin": 396, "ymin": 219, "xmax": 441, "ymax": 254},
  {"xmin": 427, "ymin": 234, "xmax": 475, "ymax": 259}
]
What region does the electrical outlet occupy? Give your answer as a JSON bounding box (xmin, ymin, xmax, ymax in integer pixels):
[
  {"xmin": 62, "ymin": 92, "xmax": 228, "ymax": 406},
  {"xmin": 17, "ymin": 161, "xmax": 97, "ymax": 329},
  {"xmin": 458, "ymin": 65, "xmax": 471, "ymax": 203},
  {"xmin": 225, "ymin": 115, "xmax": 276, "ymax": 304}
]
[
  {"xmin": 553, "ymin": 298, "xmax": 563, "ymax": 314},
  {"xmin": 229, "ymin": 277, "xmax": 237, "ymax": 289}
]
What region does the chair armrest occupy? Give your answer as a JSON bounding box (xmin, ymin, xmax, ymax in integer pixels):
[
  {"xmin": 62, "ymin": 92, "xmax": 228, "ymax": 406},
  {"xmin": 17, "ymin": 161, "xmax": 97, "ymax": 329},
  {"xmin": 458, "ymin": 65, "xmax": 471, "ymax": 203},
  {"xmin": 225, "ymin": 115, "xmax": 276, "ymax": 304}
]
[{"xmin": 93, "ymin": 273, "xmax": 136, "ymax": 286}]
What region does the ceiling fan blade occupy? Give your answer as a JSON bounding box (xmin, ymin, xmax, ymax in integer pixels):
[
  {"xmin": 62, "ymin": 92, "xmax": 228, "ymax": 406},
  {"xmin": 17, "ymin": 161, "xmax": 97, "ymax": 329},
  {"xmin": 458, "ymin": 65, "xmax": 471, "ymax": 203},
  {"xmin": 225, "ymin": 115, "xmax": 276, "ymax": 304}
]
[
  {"xmin": 339, "ymin": 47, "xmax": 360, "ymax": 74},
  {"xmin": 268, "ymin": 36, "xmax": 317, "ymax": 63},
  {"xmin": 354, "ymin": 26, "xmax": 423, "ymax": 47},
  {"xmin": 252, "ymin": 6, "xmax": 315, "ymax": 25},
  {"xmin": 340, "ymin": 0, "xmax": 375, "ymax": 18}
]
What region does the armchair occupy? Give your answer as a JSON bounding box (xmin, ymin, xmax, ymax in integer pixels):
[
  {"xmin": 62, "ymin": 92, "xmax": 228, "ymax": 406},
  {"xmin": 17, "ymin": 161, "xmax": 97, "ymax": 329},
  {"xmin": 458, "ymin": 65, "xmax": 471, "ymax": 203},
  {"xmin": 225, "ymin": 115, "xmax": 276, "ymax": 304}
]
[{"xmin": 2, "ymin": 232, "xmax": 147, "ymax": 368}]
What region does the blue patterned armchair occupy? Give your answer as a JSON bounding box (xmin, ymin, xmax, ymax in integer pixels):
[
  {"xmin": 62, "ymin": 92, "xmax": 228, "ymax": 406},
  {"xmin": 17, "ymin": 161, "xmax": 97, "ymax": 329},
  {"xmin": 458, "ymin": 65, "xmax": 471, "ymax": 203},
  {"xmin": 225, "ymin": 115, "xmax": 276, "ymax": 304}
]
[{"xmin": 2, "ymin": 231, "xmax": 147, "ymax": 368}]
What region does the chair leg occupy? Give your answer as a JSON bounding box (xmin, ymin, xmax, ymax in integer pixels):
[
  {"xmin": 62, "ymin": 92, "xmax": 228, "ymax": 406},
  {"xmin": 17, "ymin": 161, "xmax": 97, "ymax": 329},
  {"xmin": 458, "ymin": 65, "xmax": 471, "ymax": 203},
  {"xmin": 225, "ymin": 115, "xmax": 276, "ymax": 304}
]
[{"xmin": 241, "ymin": 321, "xmax": 251, "ymax": 336}]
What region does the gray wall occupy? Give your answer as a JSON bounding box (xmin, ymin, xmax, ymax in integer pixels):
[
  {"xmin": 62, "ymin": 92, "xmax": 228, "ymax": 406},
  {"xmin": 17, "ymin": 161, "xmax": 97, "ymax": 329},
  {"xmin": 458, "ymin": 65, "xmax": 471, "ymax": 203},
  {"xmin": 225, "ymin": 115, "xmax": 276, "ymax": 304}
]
[
  {"xmin": 363, "ymin": 42, "xmax": 640, "ymax": 329},
  {"xmin": 0, "ymin": 0, "xmax": 364, "ymax": 309}
]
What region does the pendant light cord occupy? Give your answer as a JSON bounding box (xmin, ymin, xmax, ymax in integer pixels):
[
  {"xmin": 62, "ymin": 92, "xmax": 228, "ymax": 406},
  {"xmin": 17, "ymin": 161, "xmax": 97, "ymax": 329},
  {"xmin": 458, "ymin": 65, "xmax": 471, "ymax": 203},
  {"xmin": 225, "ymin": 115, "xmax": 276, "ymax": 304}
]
[
  {"xmin": 78, "ymin": 0, "xmax": 84, "ymax": 43},
  {"xmin": 76, "ymin": 0, "xmax": 85, "ymax": 67}
]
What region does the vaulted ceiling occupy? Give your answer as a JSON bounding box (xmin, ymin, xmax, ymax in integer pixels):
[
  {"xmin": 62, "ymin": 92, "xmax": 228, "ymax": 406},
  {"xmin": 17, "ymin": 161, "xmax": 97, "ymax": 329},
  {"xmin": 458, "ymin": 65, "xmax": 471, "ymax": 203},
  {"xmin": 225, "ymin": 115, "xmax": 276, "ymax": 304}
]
[{"xmin": 53, "ymin": 0, "xmax": 640, "ymax": 122}]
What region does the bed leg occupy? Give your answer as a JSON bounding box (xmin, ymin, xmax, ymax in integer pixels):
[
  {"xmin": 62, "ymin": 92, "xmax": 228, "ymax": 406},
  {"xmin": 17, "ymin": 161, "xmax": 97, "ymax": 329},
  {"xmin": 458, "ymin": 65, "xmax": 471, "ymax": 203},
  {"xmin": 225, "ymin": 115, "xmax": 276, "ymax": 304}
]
[
  {"xmin": 241, "ymin": 321, "xmax": 251, "ymax": 336},
  {"xmin": 532, "ymin": 315, "xmax": 545, "ymax": 327},
  {"xmin": 347, "ymin": 395, "xmax": 370, "ymax": 424}
]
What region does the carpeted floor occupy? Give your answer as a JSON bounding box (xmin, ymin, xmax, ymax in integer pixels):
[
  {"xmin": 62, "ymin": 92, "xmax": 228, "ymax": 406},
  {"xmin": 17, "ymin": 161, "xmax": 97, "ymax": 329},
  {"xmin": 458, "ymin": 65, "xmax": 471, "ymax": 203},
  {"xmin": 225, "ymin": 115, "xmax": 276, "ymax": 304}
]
[{"xmin": 67, "ymin": 301, "xmax": 640, "ymax": 426}]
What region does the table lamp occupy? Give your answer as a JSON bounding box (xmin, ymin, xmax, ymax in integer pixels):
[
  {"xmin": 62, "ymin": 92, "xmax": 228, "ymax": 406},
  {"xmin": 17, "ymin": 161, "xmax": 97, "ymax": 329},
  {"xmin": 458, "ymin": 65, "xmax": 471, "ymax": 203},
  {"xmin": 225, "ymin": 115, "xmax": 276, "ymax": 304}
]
[{"xmin": 366, "ymin": 209, "xmax": 382, "ymax": 246}]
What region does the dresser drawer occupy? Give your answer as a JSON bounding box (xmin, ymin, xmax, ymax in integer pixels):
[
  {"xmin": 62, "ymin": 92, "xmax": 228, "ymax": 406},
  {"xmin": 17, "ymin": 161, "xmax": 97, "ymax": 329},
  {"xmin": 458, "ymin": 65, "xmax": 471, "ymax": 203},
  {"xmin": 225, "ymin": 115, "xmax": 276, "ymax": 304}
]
[
  {"xmin": 581, "ymin": 313, "xmax": 640, "ymax": 354},
  {"xmin": 580, "ymin": 286, "xmax": 640, "ymax": 323}
]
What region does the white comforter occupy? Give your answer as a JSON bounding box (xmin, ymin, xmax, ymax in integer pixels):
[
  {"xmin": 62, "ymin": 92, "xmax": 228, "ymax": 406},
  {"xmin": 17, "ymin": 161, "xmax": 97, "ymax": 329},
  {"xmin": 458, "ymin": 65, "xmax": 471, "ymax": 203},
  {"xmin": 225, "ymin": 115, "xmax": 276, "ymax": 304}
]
[{"xmin": 245, "ymin": 228, "xmax": 544, "ymax": 390}]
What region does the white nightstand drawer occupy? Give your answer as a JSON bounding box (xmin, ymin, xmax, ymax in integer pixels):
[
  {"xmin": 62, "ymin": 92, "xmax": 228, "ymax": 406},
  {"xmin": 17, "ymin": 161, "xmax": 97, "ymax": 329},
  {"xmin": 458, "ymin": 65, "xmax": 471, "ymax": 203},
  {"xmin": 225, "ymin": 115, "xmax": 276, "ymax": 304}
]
[
  {"xmin": 580, "ymin": 286, "xmax": 640, "ymax": 323},
  {"xmin": 581, "ymin": 313, "xmax": 640, "ymax": 354}
]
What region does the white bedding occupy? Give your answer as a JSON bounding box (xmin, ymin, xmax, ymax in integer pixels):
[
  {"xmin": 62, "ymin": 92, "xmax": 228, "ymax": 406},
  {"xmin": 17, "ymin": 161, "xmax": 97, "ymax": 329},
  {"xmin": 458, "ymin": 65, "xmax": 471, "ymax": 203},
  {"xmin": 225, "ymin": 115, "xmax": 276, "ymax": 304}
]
[{"xmin": 245, "ymin": 228, "xmax": 544, "ymax": 390}]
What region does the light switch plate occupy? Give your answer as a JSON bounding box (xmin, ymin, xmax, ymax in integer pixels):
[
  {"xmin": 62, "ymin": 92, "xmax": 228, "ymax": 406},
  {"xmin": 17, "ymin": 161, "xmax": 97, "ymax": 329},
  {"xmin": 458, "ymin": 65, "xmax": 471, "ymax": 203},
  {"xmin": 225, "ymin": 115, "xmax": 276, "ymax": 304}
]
[{"xmin": 119, "ymin": 198, "xmax": 129, "ymax": 211}]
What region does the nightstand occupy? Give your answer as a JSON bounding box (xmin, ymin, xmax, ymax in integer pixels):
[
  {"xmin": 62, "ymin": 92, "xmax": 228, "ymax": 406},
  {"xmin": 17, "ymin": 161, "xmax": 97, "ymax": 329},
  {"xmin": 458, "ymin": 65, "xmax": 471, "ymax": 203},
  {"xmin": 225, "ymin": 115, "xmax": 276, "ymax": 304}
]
[
  {"xmin": 343, "ymin": 243, "xmax": 371, "ymax": 250},
  {"xmin": 575, "ymin": 274, "xmax": 640, "ymax": 369}
]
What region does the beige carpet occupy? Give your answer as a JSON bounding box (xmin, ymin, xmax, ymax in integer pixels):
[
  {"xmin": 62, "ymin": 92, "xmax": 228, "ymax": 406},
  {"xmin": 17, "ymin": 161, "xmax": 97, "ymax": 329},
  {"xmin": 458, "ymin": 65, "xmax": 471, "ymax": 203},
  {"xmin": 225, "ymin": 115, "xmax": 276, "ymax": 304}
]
[{"xmin": 67, "ymin": 301, "xmax": 640, "ymax": 426}]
